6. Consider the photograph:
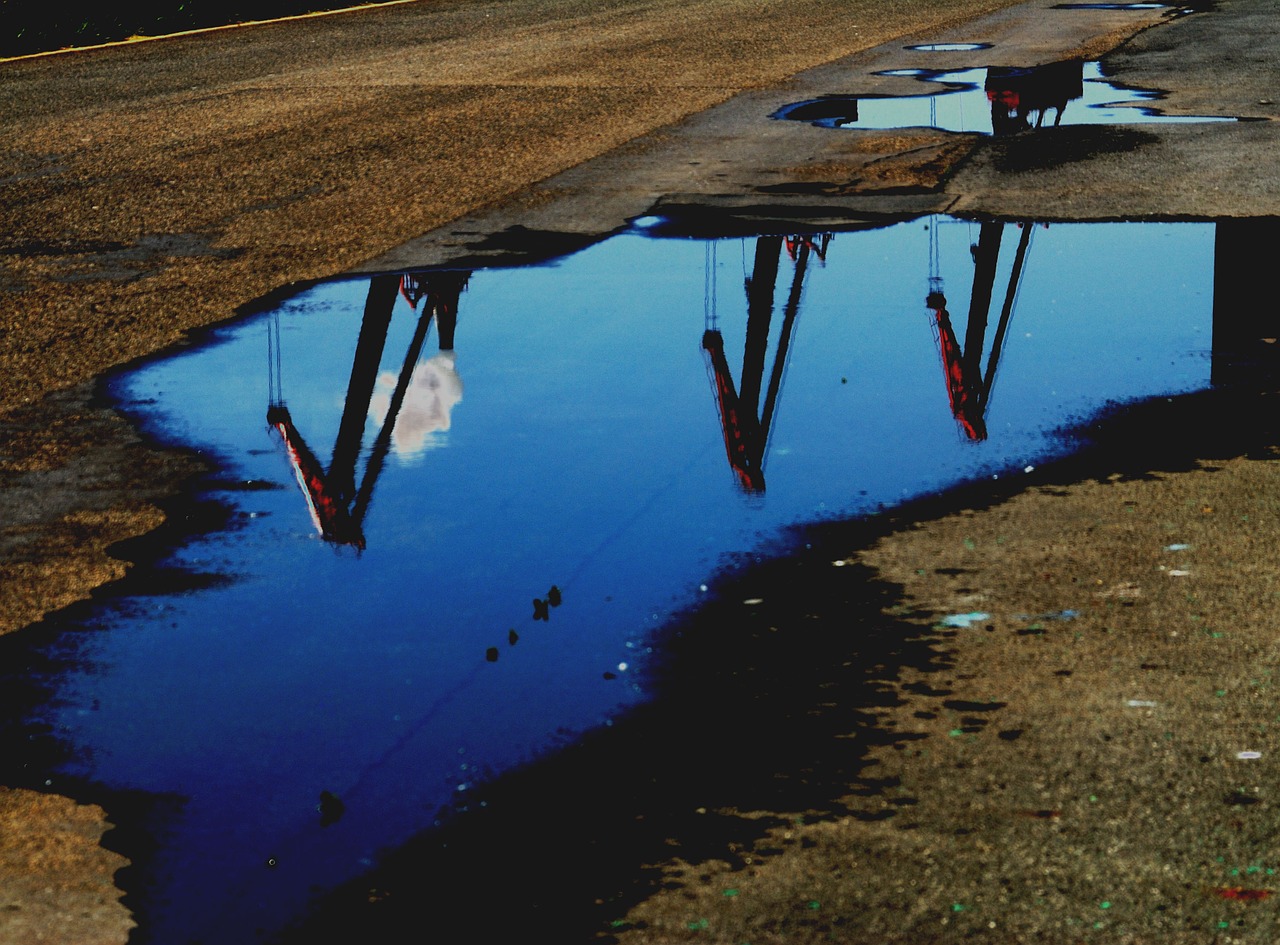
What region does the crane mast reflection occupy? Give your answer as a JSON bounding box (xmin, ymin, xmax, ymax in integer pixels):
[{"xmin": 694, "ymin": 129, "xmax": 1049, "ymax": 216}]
[{"xmin": 267, "ymin": 271, "xmax": 469, "ymax": 549}]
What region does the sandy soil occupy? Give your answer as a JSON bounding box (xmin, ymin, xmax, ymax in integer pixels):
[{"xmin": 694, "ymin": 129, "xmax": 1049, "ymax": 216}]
[{"xmin": 0, "ymin": 786, "xmax": 134, "ymax": 945}]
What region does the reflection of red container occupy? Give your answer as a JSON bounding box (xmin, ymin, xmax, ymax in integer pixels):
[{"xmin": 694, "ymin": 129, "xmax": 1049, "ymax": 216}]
[
  {"xmin": 987, "ymin": 89, "xmax": 1022, "ymax": 110},
  {"xmin": 984, "ymin": 60, "xmax": 1085, "ymax": 134}
]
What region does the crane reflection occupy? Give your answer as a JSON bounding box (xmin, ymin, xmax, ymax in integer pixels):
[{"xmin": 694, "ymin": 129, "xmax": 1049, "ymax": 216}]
[
  {"xmin": 267, "ymin": 270, "xmax": 469, "ymax": 549},
  {"xmin": 702, "ymin": 234, "xmax": 830, "ymax": 492},
  {"xmin": 926, "ymin": 218, "xmax": 1038, "ymax": 441}
]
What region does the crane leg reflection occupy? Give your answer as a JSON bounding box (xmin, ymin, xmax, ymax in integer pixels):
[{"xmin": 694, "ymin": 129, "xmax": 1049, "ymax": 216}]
[
  {"xmin": 927, "ymin": 219, "xmax": 1037, "ymax": 441},
  {"xmin": 268, "ymin": 271, "xmax": 470, "ymax": 549},
  {"xmin": 703, "ymin": 234, "xmax": 829, "ymax": 492}
]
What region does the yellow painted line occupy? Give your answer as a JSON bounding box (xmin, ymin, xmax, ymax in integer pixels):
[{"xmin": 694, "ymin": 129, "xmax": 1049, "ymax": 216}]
[{"xmin": 0, "ymin": 0, "xmax": 426, "ymax": 64}]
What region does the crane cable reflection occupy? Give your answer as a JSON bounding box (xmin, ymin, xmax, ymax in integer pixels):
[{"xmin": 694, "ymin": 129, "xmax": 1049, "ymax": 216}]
[{"xmin": 267, "ymin": 271, "xmax": 468, "ymax": 549}]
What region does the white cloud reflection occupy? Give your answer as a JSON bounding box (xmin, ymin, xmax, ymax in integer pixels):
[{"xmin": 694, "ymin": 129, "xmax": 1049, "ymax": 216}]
[{"xmin": 369, "ymin": 351, "xmax": 463, "ymax": 458}]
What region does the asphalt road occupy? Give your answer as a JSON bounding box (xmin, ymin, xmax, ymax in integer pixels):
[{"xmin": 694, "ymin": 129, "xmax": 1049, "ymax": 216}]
[{"xmin": 0, "ymin": 0, "xmax": 1025, "ymax": 415}]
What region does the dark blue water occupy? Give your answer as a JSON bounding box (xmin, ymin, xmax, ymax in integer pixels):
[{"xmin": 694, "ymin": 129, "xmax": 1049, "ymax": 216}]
[{"xmin": 33, "ymin": 217, "xmax": 1214, "ymax": 943}]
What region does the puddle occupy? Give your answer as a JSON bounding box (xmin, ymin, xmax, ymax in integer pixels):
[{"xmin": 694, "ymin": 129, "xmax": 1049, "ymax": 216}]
[
  {"xmin": 1051, "ymin": 2, "xmax": 1221, "ymax": 17},
  {"xmin": 1054, "ymin": 2, "xmax": 1167, "ymax": 8},
  {"xmin": 776, "ymin": 60, "xmax": 1238, "ymax": 134},
  {"xmin": 1054, "ymin": 2, "xmax": 1167, "ymax": 7},
  {"xmin": 17, "ymin": 217, "xmax": 1235, "ymax": 943},
  {"xmin": 905, "ymin": 42, "xmax": 993, "ymax": 52}
]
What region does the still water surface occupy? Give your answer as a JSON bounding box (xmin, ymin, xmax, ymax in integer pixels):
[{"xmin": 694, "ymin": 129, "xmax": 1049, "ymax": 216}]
[
  {"xmin": 776, "ymin": 60, "xmax": 1236, "ymax": 133},
  {"xmin": 37, "ymin": 217, "xmax": 1213, "ymax": 942}
]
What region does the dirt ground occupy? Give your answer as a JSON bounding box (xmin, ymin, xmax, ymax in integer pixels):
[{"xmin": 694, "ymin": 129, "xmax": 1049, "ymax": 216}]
[{"xmin": 3, "ymin": 0, "xmax": 1276, "ymax": 942}]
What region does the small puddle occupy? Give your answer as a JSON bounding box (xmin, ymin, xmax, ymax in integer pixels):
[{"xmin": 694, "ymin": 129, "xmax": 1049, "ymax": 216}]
[
  {"xmin": 21, "ymin": 216, "xmax": 1264, "ymax": 943},
  {"xmin": 1053, "ymin": 2, "xmax": 1167, "ymax": 8},
  {"xmin": 1052, "ymin": 2, "xmax": 1216, "ymax": 10},
  {"xmin": 905, "ymin": 42, "xmax": 993, "ymax": 52},
  {"xmin": 776, "ymin": 60, "xmax": 1238, "ymax": 134}
]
